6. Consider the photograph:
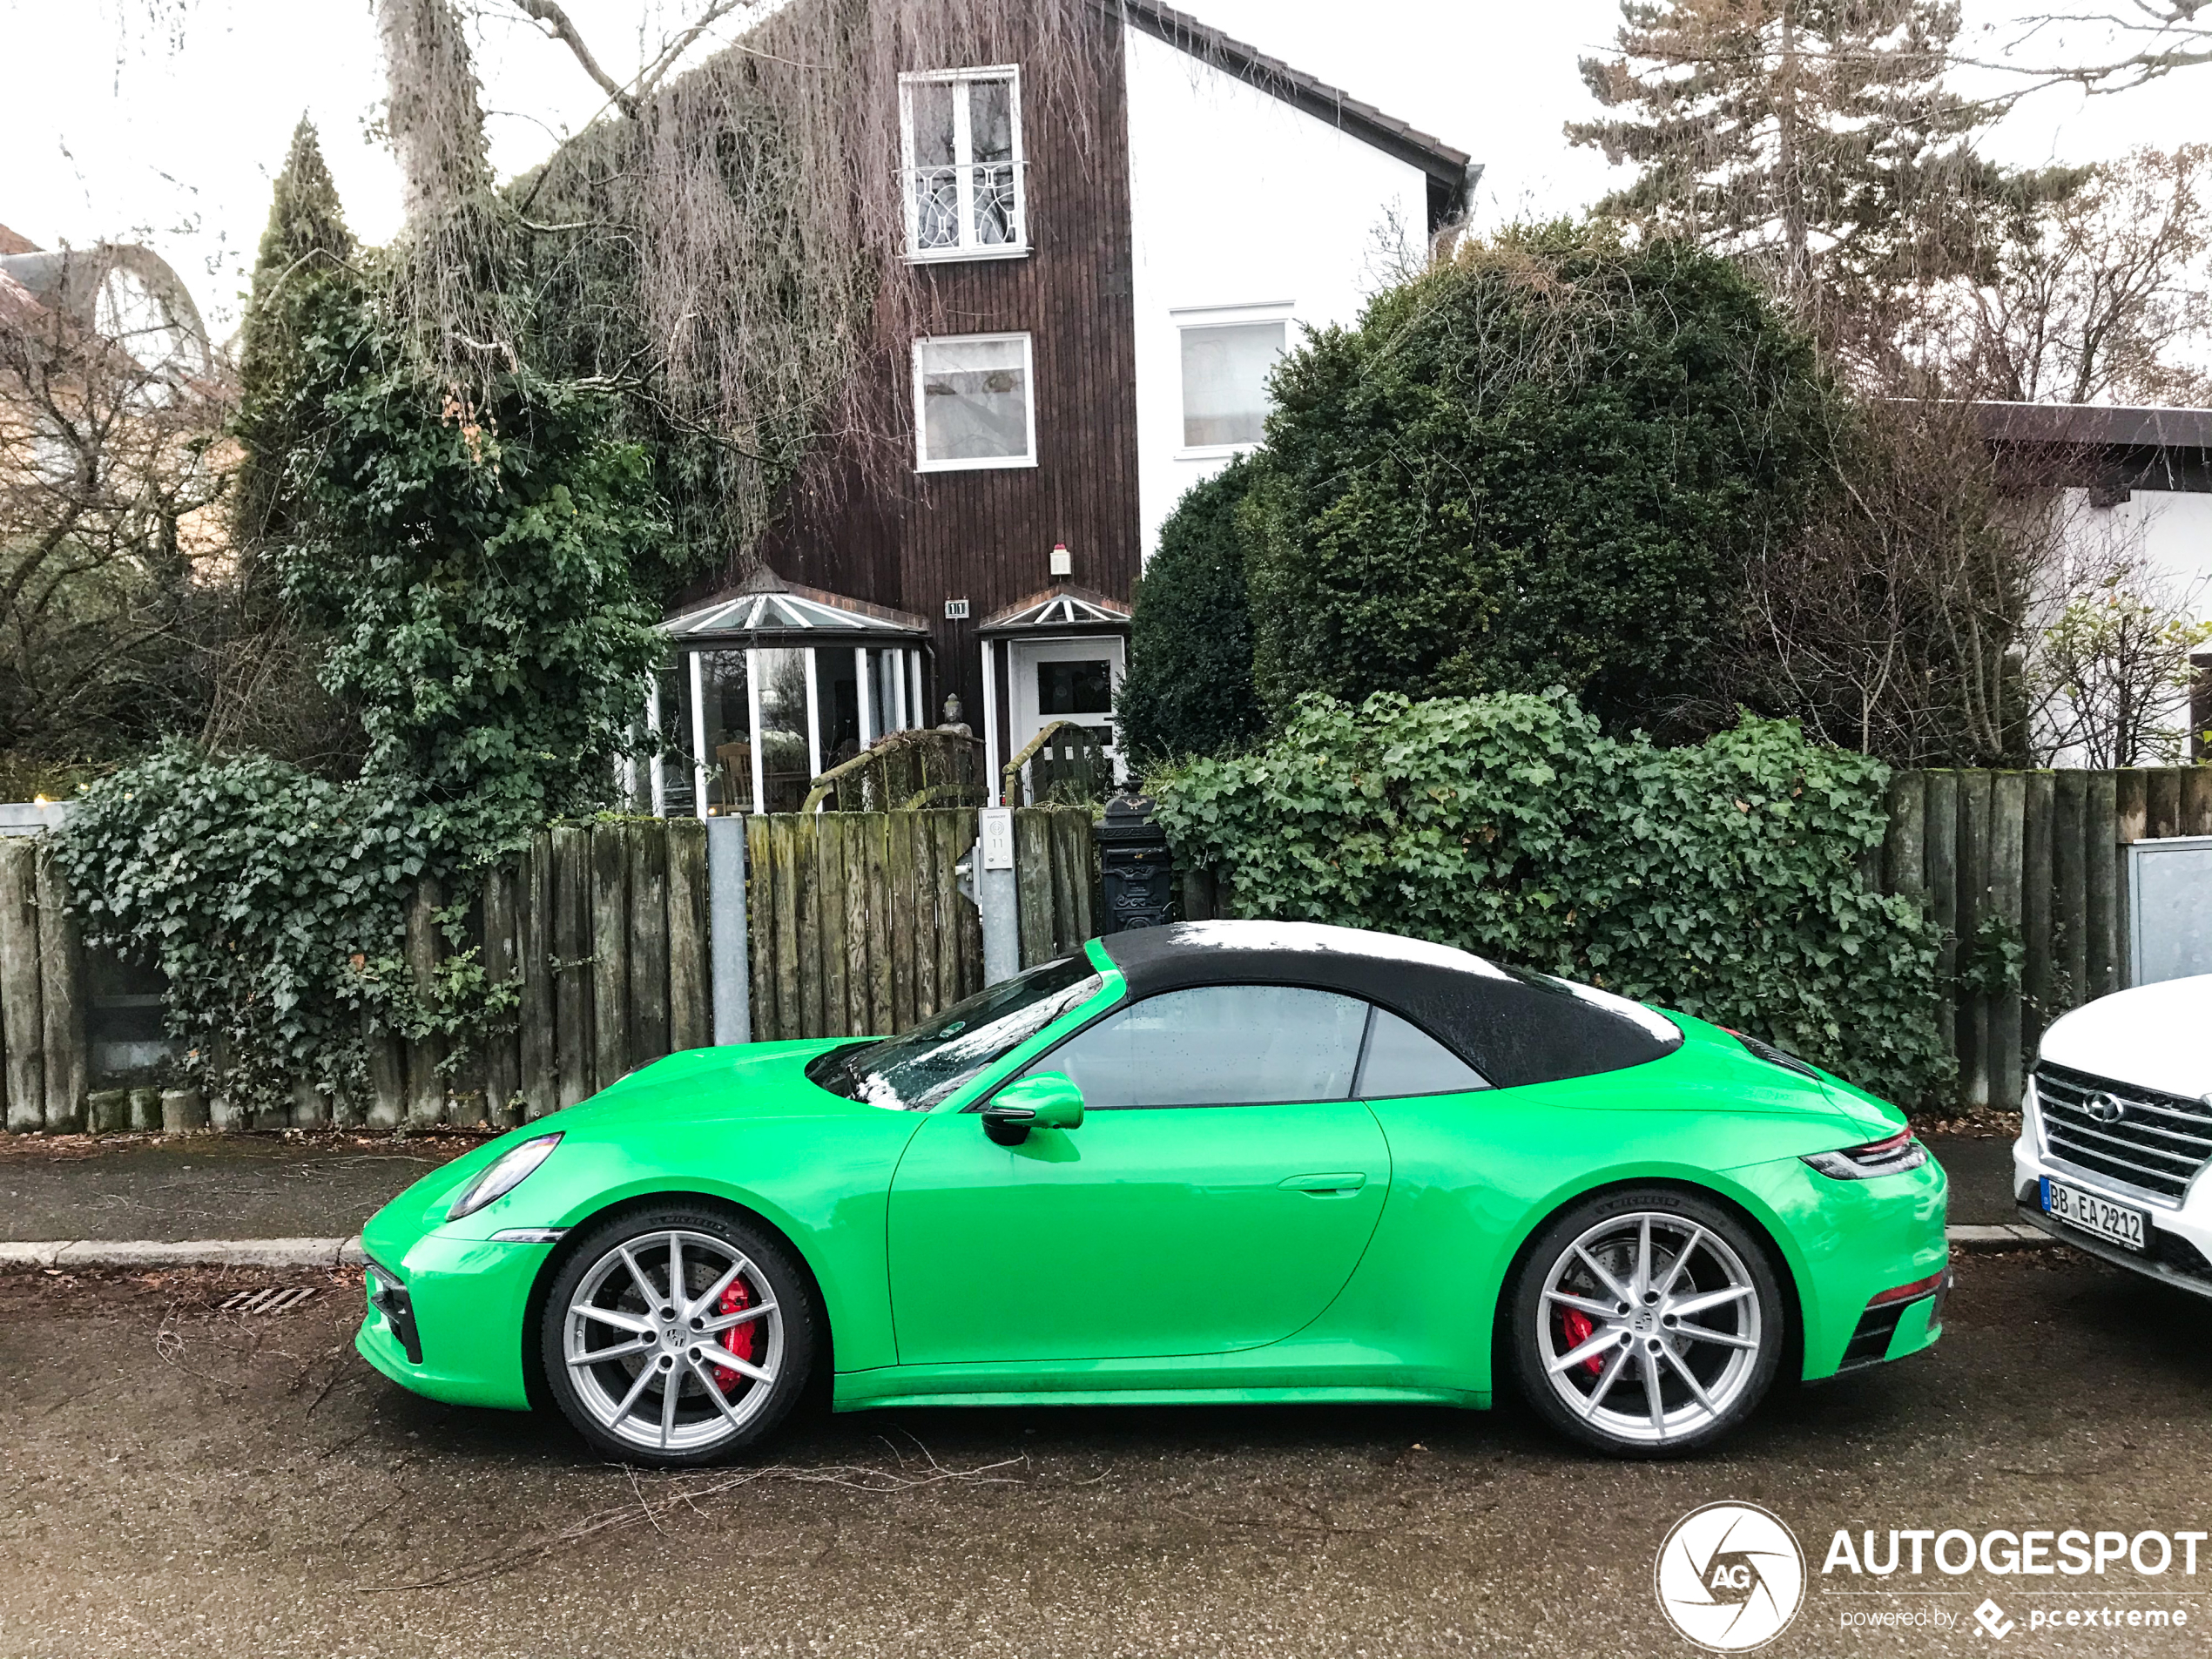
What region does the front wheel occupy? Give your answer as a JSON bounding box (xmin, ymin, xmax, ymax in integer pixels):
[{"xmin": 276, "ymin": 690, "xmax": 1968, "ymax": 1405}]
[
  {"xmin": 1507, "ymin": 1187, "xmax": 1784, "ymax": 1457},
  {"xmin": 541, "ymin": 1205, "xmax": 817, "ymax": 1466}
]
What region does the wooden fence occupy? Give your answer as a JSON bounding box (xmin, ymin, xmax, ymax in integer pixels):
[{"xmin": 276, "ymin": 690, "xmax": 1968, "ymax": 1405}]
[
  {"xmin": 0, "ymin": 806, "xmax": 1103, "ymax": 1132},
  {"xmin": 6, "ymin": 771, "xmax": 2207, "ymax": 1130},
  {"xmin": 1878, "ymin": 766, "xmax": 2212, "ymax": 1115},
  {"xmin": 737, "ymin": 806, "xmax": 1098, "ymax": 1043}
]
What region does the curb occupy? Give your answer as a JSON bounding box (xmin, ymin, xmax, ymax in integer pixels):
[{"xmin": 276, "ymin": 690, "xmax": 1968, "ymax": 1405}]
[
  {"xmin": 1946, "ymin": 1224, "xmax": 2053, "ymax": 1251},
  {"xmin": 0, "ymin": 1227, "xmax": 2048, "ymax": 1271},
  {"xmin": 0, "ymin": 1237, "xmax": 367, "ymax": 1271}
]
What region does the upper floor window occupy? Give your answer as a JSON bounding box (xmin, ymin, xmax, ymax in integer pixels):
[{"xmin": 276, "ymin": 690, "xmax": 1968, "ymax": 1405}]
[
  {"xmin": 900, "ymin": 67, "xmax": 1027, "ymax": 260},
  {"xmin": 914, "ymin": 334, "xmax": 1036, "ymax": 471},
  {"xmin": 1177, "ymin": 307, "xmax": 1289, "ymax": 453}
]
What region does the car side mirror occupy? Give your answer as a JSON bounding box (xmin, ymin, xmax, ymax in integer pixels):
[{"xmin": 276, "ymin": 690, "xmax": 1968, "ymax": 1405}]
[{"xmin": 981, "ymin": 1071, "xmax": 1085, "ymax": 1143}]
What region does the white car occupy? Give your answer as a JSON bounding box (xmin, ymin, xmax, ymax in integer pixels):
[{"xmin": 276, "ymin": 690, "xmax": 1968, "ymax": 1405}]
[{"xmin": 2015, "ymin": 974, "xmax": 2212, "ymax": 1289}]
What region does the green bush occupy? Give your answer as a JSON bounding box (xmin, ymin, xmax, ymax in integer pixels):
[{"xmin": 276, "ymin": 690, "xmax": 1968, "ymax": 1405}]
[
  {"xmin": 1151, "ymin": 691, "xmax": 1948, "ymax": 1103},
  {"xmin": 1115, "ymin": 457, "xmax": 1267, "ymax": 765},
  {"xmin": 1247, "ymin": 223, "xmax": 1839, "ymax": 738},
  {"xmin": 279, "ymin": 276, "xmax": 666, "ymax": 853},
  {"xmin": 52, "ymin": 744, "xmax": 435, "ymax": 1109},
  {"xmin": 53, "ymin": 277, "xmax": 663, "ymax": 1116}
]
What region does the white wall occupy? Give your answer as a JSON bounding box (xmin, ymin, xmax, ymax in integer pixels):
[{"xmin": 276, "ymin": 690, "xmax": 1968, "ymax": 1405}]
[
  {"xmin": 2059, "ymin": 487, "xmax": 2212, "ymax": 622},
  {"xmin": 2040, "ymin": 486, "xmax": 2212, "ymax": 767},
  {"xmin": 1121, "ymin": 25, "xmax": 1435, "ymax": 564}
]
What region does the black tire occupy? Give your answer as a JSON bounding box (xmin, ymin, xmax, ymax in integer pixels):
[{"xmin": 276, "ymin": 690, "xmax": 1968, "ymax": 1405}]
[
  {"xmin": 540, "ymin": 1204, "xmax": 819, "ymax": 1467},
  {"xmin": 1507, "ymin": 1185, "xmax": 1784, "ymax": 1458}
]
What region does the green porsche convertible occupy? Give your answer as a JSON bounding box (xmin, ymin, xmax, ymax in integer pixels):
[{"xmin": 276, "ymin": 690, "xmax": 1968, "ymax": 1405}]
[{"xmin": 356, "ymin": 920, "xmax": 1948, "ymax": 1463}]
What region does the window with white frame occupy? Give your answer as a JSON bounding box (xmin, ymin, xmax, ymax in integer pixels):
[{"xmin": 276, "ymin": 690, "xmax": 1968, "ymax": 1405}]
[
  {"xmin": 1179, "ymin": 316, "xmax": 1288, "ymax": 450},
  {"xmin": 900, "ymin": 67, "xmax": 1026, "ymax": 260},
  {"xmin": 914, "ymin": 334, "xmax": 1036, "ymax": 470}
]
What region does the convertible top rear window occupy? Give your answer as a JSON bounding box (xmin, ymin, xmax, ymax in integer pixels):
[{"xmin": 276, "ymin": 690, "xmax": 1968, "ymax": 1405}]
[{"xmin": 807, "ymin": 956, "xmax": 1103, "ymax": 1111}]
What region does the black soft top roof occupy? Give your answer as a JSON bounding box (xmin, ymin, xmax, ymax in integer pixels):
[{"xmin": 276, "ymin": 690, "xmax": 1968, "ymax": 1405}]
[{"xmin": 1096, "ymin": 921, "xmax": 1682, "ymax": 1089}]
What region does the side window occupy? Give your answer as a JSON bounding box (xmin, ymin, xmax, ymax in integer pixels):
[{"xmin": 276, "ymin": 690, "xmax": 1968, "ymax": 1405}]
[
  {"xmin": 1028, "ymin": 984, "xmax": 1368, "ymax": 1108},
  {"xmin": 1356, "ymin": 1008, "xmax": 1491, "ymax": 1098}
]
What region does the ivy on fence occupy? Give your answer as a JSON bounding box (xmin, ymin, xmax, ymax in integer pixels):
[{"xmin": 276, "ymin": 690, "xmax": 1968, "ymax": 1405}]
[{"xmin": 1152, "ymin": 691, "xmax": 1952, "ymax": 1104}]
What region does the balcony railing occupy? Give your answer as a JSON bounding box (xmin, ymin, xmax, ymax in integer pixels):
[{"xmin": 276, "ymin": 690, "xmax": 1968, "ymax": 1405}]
[{"xmin": 904, "ymin": 161, "xmax": 1027, "ymax": 258}]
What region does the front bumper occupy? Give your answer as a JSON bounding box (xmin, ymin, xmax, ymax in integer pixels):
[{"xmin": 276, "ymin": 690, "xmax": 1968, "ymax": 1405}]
[
  {"xmin": 2013, "ymin": 1089, "xmax": 2212, "ymax": 1299},
  {"xmin": 354, "ymin": 1231, "xmax": 552, "ymax": 1411}
]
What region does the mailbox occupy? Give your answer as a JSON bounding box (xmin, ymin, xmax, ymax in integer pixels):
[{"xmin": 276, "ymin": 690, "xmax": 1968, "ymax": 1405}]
[{"xmin": 1095, "ymin": 792, "xmax": 1176, "ymax": 934}]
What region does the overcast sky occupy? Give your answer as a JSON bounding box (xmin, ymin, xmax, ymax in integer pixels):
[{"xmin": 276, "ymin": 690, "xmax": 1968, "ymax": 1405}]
[{"xmin": 0, "ymin": 0, "xmax": 2193, "ymax": 338}]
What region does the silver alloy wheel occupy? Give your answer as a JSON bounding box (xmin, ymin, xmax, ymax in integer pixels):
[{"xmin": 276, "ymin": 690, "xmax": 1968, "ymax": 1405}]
[
  {"xmin": 562, "ymin": 1228, "xmax": 786, "ymax": 1454},
  {"xmin": 1534, "ymin": 1211, "xmax": 1764, "ymax": 1447}
]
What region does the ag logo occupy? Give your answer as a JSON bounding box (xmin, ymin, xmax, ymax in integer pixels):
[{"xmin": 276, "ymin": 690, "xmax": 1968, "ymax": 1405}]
[{"xmin": 1655, "ymin": 1502, "xmax": 1805, "ymax": 1651}]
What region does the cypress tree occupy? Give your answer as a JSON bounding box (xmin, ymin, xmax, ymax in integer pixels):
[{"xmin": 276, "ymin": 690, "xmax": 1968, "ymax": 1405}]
[
  {"xmin": 1114, "ymin": 456, "xmax": 1268, "ymax": 767},
  {"xmin": 233, "ymin": 117, "xmax": 357, "ymax": 566}
]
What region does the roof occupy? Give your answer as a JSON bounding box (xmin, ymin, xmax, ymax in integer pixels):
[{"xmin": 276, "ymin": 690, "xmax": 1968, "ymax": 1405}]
[
  {"xmin": 1095, "ymin": 921, "xmax": 1683, "ymax": 1089},
  {"xmin": 0, "ymin": 224, "xmax": 38, "ymax": 257},
  {"xmin": 1115, "ymin": 0, "xmax": 1479, "ymax": 227},
  {"xmin": 1976, "ymin": 401, "xmax": 2212, "ymax": 452},
  {"xmin": 1973, "ymin": 401, "xmax": 2212, "ymax": 495},
  {"xmin": 663, "ymin": 565, "xmax": 934, "ymax": 646},
  {"xmin": 976, "ymin": 583, "xmax": 1133, "ymax": 637}
]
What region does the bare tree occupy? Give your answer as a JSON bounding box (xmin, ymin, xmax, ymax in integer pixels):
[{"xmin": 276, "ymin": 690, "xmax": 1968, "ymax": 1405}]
[
  {"xmin": 1932, "ymin": 145, "xmax": 2212, "ymax": 407},
  {"xmin": 0, "ymin": 249, "xmax": 233, "ymax": 761},
  {"xmin": 1736, "ymin": 395, "xmax": 2048, "ymax": 765},
  {"xmin": 2020, "ymin": 479, "xmax": 2212, "ymax": 764},
  {"xmin": 1985, "ymin": 3, "xmax": 2212, "ymax": 96}
]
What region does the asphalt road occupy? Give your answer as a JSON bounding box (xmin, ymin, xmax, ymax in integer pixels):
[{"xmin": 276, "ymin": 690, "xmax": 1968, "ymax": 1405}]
[
  {"xmin": 0, "ymin": 1135, "xmax": 475, "ymax": 1242},
  {"xmin": 0, "ymin": 1129, "xmax": 2023, "ymax": 1243},
  {"xmin": 5, "ymin": 1245, "xmax": 2212, "ymax": 1659}
]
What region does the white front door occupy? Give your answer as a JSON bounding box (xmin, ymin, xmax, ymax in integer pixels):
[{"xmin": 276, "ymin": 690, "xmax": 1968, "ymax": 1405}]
[{"xmin": 1008, "ymin": 636, "xmax": 1124, "ymax": 795}]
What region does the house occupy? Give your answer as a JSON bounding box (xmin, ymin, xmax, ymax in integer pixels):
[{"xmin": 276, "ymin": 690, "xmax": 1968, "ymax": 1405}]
[
  {"xmin": 656, "ymin": 1, "xmax": 1475, "ymax": 813},
  {"xmin": 1979, "ymin": 401, "xmax": 2212, "ymax": 760}
]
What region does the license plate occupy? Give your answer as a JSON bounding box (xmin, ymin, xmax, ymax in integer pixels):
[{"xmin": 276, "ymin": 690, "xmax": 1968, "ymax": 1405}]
[{"xmin": 2042, "ymin": 1176, "xmax": 2148, "ymax": 1251}]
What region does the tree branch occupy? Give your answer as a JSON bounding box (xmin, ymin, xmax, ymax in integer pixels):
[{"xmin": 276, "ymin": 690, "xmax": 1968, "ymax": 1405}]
[{"xmin": 509, "ymin": 0, "xmax": 638, "ymax": 118}]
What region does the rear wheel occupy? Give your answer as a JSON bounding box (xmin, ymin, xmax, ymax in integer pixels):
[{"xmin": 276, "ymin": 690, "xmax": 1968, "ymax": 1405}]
[
  {"xmin": 1507, "ymin": 1187, "xmax": 1784, "ymax": 1457},
  {"xmin": 541, "ymin": 1205, "xmax": 817, "ymax": 1466}
]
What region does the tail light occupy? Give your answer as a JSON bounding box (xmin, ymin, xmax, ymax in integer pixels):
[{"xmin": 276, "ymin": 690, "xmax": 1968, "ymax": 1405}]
[{"xmin": 1802, "ymin": 1128, "xmax": 1929, "ymax": 1180}]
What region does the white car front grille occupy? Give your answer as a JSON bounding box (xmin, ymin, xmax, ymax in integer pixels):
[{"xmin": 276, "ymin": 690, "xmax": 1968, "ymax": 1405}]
[{"xmin": 2035, "ymin": 1062, "xmax": 2212, "ymax": 1204}]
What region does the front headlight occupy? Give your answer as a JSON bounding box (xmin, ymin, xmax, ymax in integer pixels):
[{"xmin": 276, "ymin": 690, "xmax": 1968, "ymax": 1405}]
[
  {"xmin": 447, "ymin": 1134, "xmax": 562, "ymax": 1221},
  {"xmin": 1802, "ymin": 1128, "xmax": 1929, "ymax": 1180}
]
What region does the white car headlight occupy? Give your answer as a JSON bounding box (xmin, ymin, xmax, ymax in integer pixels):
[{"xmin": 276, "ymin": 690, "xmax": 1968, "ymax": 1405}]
[{"xmin": 447, "ymin": 1134, "xmax": 562, "ymax": 1221}]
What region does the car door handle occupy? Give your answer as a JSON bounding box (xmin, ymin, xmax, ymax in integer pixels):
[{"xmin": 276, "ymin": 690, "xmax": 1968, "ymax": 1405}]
[{"xmin": 1278, "ymin": 1172, "xmax": 1367, "ymax": 1195}]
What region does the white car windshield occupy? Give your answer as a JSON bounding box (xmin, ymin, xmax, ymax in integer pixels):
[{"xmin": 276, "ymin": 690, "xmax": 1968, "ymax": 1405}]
[{"xmin": 805, "ymin": 956, "xmax": 1105, "ymax": 1111}]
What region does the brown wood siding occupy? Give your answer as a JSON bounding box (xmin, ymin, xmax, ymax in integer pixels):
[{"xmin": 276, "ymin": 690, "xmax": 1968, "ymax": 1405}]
[{"xmin": 734, "ymin": 8, "xmax": 1140, "ymax": 728}]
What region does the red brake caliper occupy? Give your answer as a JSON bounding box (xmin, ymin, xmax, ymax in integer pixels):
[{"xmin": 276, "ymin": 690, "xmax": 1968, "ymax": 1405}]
[
  {"xmin": 1561, "ymin": 1307, "xmax": 1604, "ymax": 1377},
  {"xmin": 711, "ymin": 1276, "xmax": 758, "ymax": 1393}
]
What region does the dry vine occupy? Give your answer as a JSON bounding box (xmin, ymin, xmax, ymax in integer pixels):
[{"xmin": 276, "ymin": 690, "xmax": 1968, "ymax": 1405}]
[
  {"xmin": 360, "ymin": 1442, "xmax": 1027, "ymax": 1590},
  {"xmin": 373, "ymin": 0, "xmax": 1112, "ymax": 573}
]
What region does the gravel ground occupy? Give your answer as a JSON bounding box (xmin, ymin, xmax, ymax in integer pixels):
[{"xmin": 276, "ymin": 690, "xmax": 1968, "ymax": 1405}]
[{"xmin": 4, "ymin": 1246, "xmax": 2211, "ymax": 1658}]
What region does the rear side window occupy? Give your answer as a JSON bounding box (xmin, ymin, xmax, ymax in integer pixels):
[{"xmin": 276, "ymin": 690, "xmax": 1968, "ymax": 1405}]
[
  {"xmin": 1356, "ymin": 1008, "xmax": 1490, "ymax": 1097},
  {"xmin": 1028, "ymin": 983, "xmax": 1369, "ymax": 1108}
]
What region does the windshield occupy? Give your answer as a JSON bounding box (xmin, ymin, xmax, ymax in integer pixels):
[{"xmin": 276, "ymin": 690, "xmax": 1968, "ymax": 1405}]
[{"xmin": 805, "ymin": 956, "xmax": 1106, "ymax": 1111}]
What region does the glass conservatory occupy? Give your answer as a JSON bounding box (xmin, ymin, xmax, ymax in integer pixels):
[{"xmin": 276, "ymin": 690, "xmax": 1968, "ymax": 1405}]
[{"xmin": 651, "ymin": 568, "xmax": 935, "ymax": 816}]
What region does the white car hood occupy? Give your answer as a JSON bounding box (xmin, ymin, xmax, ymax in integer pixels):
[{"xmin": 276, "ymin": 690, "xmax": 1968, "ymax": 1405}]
[{"xmin": 2039, "ymin": 974, "xmax": 2212, "ymax": 1102}]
